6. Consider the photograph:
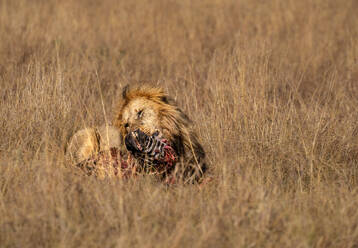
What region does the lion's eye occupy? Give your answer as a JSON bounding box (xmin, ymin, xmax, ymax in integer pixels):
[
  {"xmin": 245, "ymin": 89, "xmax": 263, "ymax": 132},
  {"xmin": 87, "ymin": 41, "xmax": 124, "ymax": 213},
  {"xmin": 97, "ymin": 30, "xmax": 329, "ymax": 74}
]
[{"xmin": 137, "ymin": 109, "xmax": 143, "ymax": 119}]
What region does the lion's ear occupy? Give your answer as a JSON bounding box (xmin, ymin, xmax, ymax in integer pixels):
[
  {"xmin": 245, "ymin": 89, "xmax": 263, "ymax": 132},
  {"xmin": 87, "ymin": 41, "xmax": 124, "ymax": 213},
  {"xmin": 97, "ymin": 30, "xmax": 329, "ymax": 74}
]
[
  {"xmin": 122, "ymin": 84, "xmax": 129, "ymax": 99},
  {"xmin": 161, "ymin": 95, "xmax": 177, "ymax": 106}
]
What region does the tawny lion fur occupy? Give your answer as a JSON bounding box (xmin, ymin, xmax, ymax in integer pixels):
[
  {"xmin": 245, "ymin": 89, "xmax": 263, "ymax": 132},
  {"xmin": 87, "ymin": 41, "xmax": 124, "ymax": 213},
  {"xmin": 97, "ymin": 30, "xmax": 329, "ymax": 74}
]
[
  {"xmin": 66, "ymin": 125, "xmax": 121, "ymax": 164},
  {"xmin": 66, "ymin": 85, "xmax": 207, "ymax": 183}
]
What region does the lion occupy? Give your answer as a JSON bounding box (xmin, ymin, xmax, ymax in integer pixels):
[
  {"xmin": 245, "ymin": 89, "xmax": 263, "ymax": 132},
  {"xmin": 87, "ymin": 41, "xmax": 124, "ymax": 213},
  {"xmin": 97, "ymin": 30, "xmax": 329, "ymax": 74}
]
[
  {"xmin": 66, "ymin": 84, "xmax": 207, "ymax": 183},
  {"xmin": 113, "ymin": 85, "xmax": 207, "ymax": 183}
]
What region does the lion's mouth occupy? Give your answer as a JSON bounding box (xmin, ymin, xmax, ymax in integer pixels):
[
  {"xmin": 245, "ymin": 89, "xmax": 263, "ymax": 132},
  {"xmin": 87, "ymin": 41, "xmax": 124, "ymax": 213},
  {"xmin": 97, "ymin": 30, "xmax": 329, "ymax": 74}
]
[{"xmin": 125, "ymin": 129, "xmax": 148, "ymax": 154}]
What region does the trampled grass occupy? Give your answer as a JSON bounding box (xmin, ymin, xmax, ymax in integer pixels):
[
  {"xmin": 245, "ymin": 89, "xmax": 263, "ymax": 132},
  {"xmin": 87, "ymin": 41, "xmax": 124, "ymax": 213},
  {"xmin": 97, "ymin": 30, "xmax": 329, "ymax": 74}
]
[{"xmin": 1, "ymin": 0, "xmax": 358, "ymax": 247}]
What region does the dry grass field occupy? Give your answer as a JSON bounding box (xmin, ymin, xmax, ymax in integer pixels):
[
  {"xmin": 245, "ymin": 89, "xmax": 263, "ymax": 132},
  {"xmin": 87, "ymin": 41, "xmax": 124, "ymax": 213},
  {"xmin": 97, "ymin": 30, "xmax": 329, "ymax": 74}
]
[{"xmin": 1, "ymin": 0, "xmax": 358, "ymax": 247}]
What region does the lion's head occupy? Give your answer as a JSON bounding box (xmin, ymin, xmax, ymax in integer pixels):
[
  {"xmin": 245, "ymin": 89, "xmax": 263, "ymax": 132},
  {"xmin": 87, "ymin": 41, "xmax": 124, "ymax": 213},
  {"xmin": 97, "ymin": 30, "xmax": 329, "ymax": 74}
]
[{"xmin": 114, "ymin": 85, "xmax": 188, "ymax": 144}]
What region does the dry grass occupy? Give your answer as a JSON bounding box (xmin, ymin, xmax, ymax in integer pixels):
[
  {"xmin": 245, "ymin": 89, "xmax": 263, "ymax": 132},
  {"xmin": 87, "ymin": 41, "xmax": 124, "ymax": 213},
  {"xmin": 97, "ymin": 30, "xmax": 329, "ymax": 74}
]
[{"xmin": 1, "ymin": 0, "xmax": 358, "ymax": 247}]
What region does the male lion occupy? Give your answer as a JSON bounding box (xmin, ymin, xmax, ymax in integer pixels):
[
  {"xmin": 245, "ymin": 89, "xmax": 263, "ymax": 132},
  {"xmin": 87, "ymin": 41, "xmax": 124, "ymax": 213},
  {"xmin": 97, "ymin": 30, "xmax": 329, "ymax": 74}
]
[
  {"xmin": 66, "ymin": 85, "xmax": 207, "ymax": 183},
  {"xmin": 114, "ymin": 85, "xmax": 207, "ymax": 183}
]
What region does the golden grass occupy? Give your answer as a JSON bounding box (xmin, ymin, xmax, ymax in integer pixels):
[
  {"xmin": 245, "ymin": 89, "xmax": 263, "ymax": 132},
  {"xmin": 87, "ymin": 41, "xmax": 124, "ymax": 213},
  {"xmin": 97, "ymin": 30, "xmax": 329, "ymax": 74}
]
[{"xmin": 1, "ymin": 0, "xmax": 358, "ymax": 247}]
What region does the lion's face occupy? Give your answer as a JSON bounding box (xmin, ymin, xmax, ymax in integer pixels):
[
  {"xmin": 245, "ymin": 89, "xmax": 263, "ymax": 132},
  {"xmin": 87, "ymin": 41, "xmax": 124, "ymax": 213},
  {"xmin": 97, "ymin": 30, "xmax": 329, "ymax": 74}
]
[
  {"xmin": 120, "ymin": 97, "xmax": 162, "ymax": 137},
  {"xmin": 115, "ymin": 85, "xmax": 181, "ymax": 149}
]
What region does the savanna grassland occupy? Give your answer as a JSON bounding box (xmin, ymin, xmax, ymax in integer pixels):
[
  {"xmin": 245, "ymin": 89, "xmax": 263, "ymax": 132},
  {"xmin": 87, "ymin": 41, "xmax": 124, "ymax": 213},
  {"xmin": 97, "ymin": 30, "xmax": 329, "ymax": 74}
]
[{"xmin": 1, "ymin": 0, "xmax": 358, "ymax": 247}]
